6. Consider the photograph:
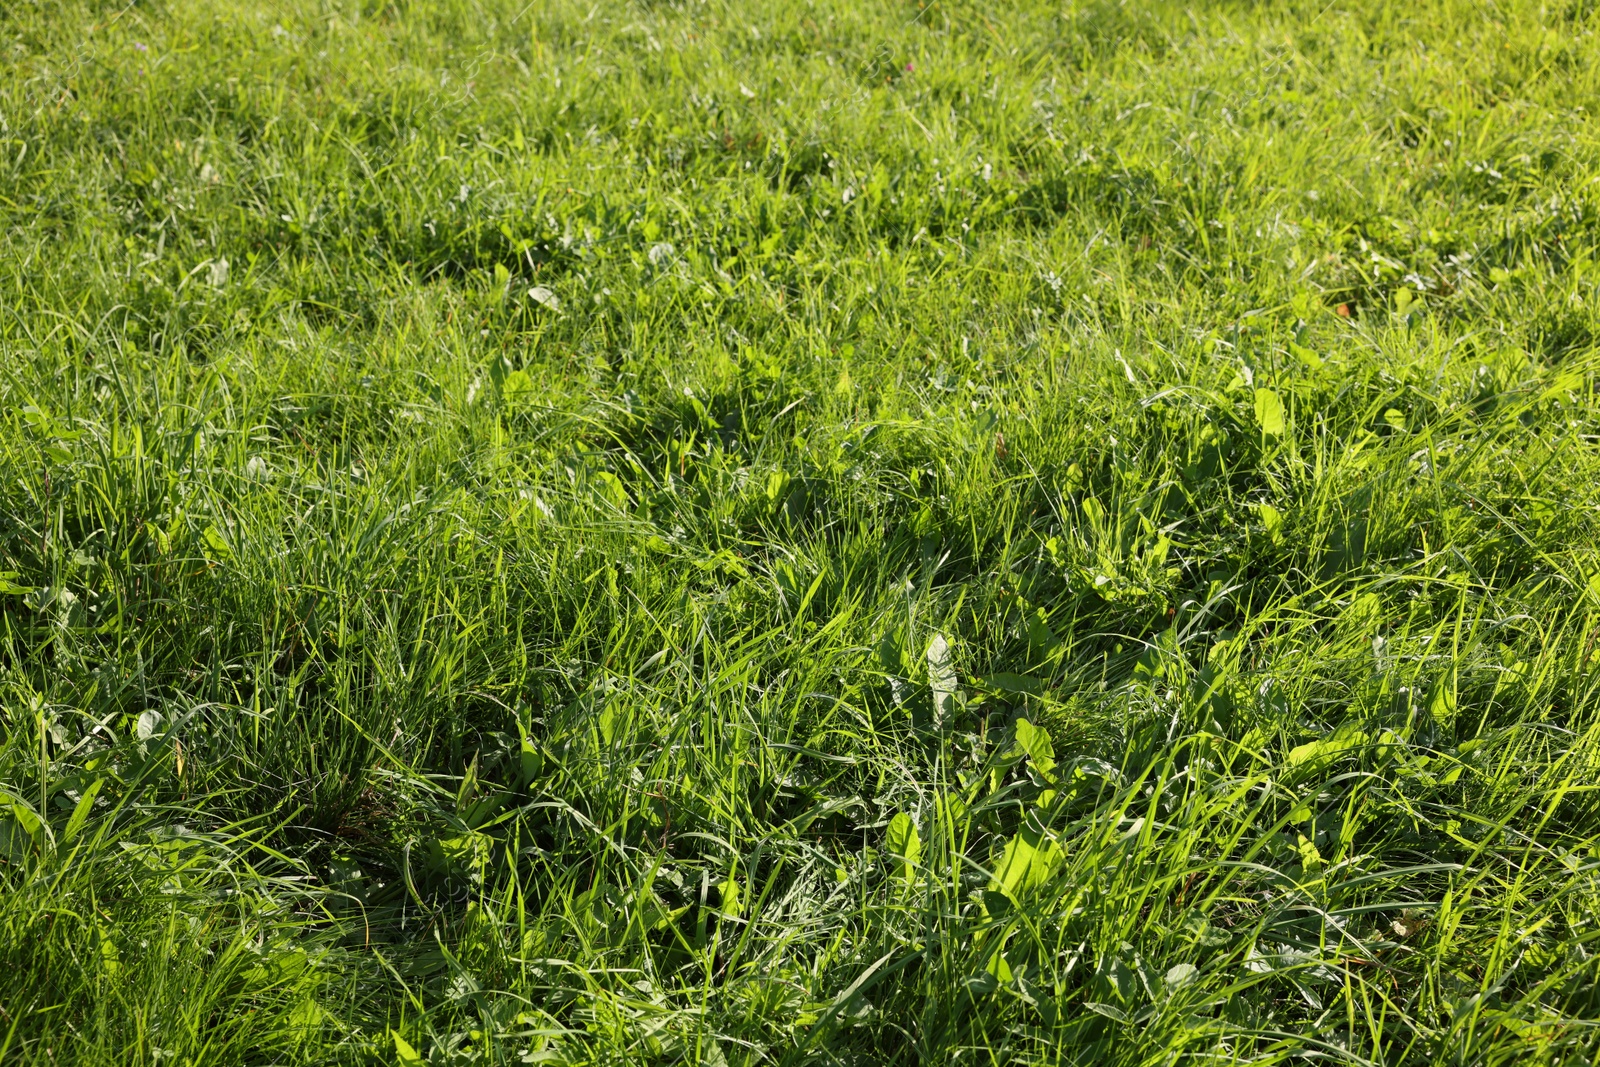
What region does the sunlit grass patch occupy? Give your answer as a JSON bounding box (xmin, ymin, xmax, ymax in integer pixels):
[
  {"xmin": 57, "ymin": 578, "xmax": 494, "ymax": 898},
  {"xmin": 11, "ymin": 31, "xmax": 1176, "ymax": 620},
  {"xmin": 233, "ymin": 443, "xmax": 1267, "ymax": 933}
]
[{"xmin": 5, "ymin": 0, "xmax": 1600, "ymax": 1062}]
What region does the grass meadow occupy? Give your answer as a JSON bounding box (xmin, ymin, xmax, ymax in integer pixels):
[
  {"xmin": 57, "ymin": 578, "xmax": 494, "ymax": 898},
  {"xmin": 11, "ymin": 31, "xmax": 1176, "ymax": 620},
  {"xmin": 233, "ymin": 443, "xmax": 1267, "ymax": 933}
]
[{"xmin": 5, "ymin": 0, "xmax": 1600, "ymax": 1062}]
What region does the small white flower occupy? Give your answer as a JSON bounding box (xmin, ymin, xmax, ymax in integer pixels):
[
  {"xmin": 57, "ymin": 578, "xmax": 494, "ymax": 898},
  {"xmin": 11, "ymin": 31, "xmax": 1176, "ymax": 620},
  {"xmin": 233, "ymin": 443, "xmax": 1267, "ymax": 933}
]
[
  {"xmin": 208, "ymin": 258, "xmax": 229, "ymax": 287},
  {"xmin": 648, "ymin": 242, "xmax": 675, "ymax": 265}
]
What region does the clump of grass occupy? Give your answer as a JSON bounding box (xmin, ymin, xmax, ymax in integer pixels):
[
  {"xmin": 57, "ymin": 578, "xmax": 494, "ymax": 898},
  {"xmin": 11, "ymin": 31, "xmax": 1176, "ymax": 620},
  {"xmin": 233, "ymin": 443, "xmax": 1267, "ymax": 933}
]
[{"xmin": 5, "ymin": 0, "xmax": 1600, "ymax": 1062}]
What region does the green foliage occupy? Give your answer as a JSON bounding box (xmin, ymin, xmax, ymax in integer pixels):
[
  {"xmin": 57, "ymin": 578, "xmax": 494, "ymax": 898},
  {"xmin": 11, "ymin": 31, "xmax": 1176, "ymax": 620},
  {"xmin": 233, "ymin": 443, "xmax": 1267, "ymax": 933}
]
[{"xmin": 4, "ymin": 0, "xmax": 1600, "ymax": 1062}]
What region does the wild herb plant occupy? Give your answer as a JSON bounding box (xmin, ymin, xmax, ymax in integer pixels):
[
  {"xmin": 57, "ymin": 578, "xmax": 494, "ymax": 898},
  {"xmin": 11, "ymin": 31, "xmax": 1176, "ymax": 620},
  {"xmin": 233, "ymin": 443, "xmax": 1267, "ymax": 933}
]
[{"xmin": 4, "ymin": 0, "xmax": 1600, "ymax": 1063}]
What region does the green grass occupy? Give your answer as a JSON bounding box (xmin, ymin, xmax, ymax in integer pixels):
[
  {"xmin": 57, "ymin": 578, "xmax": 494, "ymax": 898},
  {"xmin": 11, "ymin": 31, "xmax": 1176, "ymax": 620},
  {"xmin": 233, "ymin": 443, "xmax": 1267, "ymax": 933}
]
[{"xmin": 4, "ymin": 0, "xmax": 1600, "ymax": 1062}]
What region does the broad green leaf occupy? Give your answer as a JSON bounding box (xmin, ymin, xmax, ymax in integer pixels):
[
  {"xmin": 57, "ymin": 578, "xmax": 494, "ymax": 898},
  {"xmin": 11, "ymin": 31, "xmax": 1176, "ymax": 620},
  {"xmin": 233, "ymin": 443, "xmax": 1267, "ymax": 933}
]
[
  {"xmin": 1133, "ymin": 643, "xmax": 1166, "ymax": 682},
  {"xmin": 1014, "ymin": 719, "xmax": 1056, "ymax": 779},
  {"xmin": 885, "ymin": 813, "xmax": 921, "ymax": 883},
  {"xmin": 96, "ymin": 924, "xmax": 121, "ymax": 975},
  {"xmin": 392, "ymin": 1031, "xmax": 424, "ymax": 1066},
  {"xmin": 1096, "ymin": 945, "xmax": 1138, "ymax": 1003},
  {"xmin": 1024, "ymin": 606, "xmax": 1063, "ymax": 664},
  {"xmin": 1289, "ymin": 342, "xmax": 1322, "ymax": 370},
  {"xmin": 965, "ymin": 968, "xmax": 999, "ymax": 996},
  {"xmin": 876, "ymin": 630, "xmax": 912, "ymax": 676},
  {"xmin": 592, "ymin": 470, "xmax": 630, "ymax": 509},
  {"xmin": 9, "ymin": 801, "xmax": 42, "ymax": 837},
  {"xmin": 1256, "ymin": 502, "xmax": 1284, "ymax": 539},
  {"xmin": 0, "ymin": 571, "xmax": 34, "ymax": 595},
  {"xmin": 1286, "ymin": 739, "xmax": 1324, "ymax": 765},
  {"xmin": 501, "ymin": 368, "xmax": 533, "ymax": 401},
  {"xmin": 975, "ymin": 672, "xmax": 1044, "ymax": 696},
  {"xmin": 0, "ymin": 815, "xmax": 31, "ymax": 864},
  {"xmin": 1164, "ymin": 962, "xmax": 1199, "ymax": 989},
  {"xmin": 462, "ymin": 790, "xmax": 510, "ymax": 829},
  {"xmin": 4, "ymin": 806, "xmax": 42, "ymax": 844},
  {"xmin": 1254, "ymin": 388, "xmax": 1285, "ymax": 436},
  {"xmin": 991, "ymin": 825, "xmax": 1061, "ymax": 900},
  {"xmin": 201, "ymin": 524, "xmax": 233, "ymax": 561},
  {"xmin": 1083, "ymin": 1001, "xmax": 1129, "ymax": 1022},
  {"xmin": 423, "ymin": 830, "xmax": 491, "ymax": 881},
  {"xmin": 1429, "ymin": 680, "xmax": 1457, "ymax": 723},
  {"xmin": 1, "ymin": 799, "xmax": 49, "ymax": 863},
  {"xmin": 519, "ymin": 741, "xmax": 544, "ymax": 788},
  {"xmin": 717, "ymin": 872, "xmax": 743, "ymax": 918},
  {"xmin": 64, "ymin": 778, "xmax": 104, "ymax": 842},
  {"xmin": 1287, "ymin": 725, "xmax": 1367, "ymax": 772}
]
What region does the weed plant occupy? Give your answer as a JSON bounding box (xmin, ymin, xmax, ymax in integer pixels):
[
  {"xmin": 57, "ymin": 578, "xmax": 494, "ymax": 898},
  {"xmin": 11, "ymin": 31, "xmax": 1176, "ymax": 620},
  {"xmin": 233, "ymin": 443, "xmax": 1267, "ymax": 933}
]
[{"xmin": 4, "ymin": 0, "xmax": 1600, "ymax": 1063}]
